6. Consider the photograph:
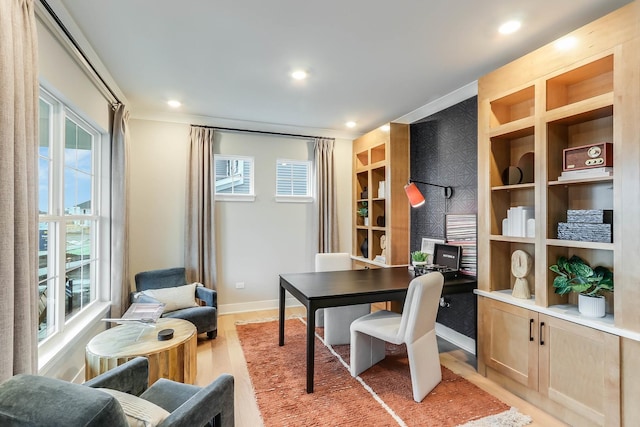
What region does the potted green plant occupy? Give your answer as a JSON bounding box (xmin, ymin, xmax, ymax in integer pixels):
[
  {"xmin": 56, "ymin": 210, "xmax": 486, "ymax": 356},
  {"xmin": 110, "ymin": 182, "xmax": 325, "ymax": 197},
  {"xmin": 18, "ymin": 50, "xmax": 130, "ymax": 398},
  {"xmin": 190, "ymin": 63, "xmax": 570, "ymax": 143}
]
[
  {"xmin": 357, "ymin": 202, "xmax": 369, "ymax": 226},
  {"xmin": 411, "ymin": 251, "xmax": 429, "ymax": 266},
  {"xmin": 549, "ymin": 255, "xmax": 613, "ymax": 318}
]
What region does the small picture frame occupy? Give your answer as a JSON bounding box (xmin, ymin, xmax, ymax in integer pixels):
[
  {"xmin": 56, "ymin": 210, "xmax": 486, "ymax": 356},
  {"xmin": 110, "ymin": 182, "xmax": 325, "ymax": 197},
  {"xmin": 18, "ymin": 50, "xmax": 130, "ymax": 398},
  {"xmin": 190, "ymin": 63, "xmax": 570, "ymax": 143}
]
[{"xmin": 420, "ymin": 237, "xmax": 445, "ymax": 263}]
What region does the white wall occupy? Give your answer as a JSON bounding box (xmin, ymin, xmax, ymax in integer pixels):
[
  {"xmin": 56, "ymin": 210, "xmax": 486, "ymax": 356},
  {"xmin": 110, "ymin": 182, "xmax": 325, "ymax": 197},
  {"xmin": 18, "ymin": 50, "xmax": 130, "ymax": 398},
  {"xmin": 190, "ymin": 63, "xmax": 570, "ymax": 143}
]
[
  {"xmin": 37, "ymin": 15, "xmax": 110, "ymax": 132},
  {"xmin": 128, "ymin": 120, "xmax": 189, "ymax": 276},
  {"xmin": 128, "ymin": 119, "xmax": 352, "ymax": 312}
]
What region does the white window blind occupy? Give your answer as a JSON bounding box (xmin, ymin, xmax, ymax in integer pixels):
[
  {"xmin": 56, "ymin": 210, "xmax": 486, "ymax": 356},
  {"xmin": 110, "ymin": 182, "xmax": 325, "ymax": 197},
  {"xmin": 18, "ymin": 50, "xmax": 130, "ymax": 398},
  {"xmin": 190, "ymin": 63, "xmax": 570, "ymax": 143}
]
[{"xmin": 276, "ymin": 159, "xmax": 313, "ymax": 202}]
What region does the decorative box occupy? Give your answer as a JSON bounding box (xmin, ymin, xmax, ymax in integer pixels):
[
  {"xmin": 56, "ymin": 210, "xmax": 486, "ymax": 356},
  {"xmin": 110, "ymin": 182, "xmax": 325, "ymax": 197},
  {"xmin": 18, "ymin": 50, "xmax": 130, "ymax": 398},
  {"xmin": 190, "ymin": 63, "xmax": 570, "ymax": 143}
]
[
  {"xmin": 557, "ymin": 223, "xmax": 612, "ymax": 243},
  {"xmin": 566, "ymin": 209, "xmax": 613, "ymax": 224}
]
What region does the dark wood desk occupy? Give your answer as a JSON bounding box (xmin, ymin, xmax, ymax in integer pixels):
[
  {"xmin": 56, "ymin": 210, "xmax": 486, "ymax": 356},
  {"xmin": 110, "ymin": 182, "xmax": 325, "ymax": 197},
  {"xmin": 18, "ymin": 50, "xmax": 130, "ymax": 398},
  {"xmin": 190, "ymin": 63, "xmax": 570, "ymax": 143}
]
[{"xmin": 278, "ymin": 266, "xmax": 476, "ymax": 393}]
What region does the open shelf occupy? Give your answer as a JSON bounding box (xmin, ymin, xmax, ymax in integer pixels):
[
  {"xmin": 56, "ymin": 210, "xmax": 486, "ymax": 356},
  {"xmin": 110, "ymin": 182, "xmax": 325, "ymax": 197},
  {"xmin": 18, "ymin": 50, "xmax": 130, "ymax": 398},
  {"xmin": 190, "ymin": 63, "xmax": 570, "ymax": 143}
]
[
  {"xmin": 488, "ymin": 240, "xmax": 535, "ymax": 294},
  {"xmin": 481, "ymin": 51, "xmax": 619, "ymax": 310},
  {"xmin": 352, "ymin": 123, "xmax": 409, "ymax": 266},
  {"xmin": 371, "ymin": 144, "xmax": 385, "ymax": 164},
  {"xmin": 492, "ymin": 183, "xmax": 535, "ymax": 191},
  {"xmin": 546, "ymin": 55, "xmax": 613, "ymax": 111},
  {"xmin": 490, "ymin": 85, "xmax": 535, "ymax": 128},
  {"xmin": 355, "ymin": 151, "xmax": 369, "ymax": 169},
  {"xmin": 548, "ymin": 176, "xmax": 613, "ymax": 186}
]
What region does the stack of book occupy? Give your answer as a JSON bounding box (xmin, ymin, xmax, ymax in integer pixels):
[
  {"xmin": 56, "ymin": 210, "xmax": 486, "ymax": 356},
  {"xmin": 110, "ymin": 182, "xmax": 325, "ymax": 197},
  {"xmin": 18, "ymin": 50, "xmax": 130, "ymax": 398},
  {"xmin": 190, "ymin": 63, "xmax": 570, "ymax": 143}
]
[
  {"xmin": 558, "ymin": 167, "xmax": 612, "ymax": 181},
  {"xmin": 445, "ymin": 214, "xmax": 477, "ymax": 277},
  {"xmin": 502, "ymin": 206, "xmax": 535, "ymax": 238}
]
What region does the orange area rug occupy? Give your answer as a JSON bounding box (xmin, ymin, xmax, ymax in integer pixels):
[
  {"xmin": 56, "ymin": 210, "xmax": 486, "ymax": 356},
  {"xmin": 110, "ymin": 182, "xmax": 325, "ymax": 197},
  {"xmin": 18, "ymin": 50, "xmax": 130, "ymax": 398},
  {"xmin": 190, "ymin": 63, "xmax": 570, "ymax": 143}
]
[{"xmin": 236, "ymin": 318, "xmax": 531, "ymax": 427}]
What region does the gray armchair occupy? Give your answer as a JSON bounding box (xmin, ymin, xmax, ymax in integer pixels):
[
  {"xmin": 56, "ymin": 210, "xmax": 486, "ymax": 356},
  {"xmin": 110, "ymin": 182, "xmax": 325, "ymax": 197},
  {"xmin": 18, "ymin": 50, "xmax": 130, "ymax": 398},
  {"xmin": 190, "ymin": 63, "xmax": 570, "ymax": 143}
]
[
  {"xmin": 134, "ymin": 267, "xmax": 218, "ymax": 339},
  {"xmin": 0, "ymin": 357, "xmax": 234, "ymax": 427}
]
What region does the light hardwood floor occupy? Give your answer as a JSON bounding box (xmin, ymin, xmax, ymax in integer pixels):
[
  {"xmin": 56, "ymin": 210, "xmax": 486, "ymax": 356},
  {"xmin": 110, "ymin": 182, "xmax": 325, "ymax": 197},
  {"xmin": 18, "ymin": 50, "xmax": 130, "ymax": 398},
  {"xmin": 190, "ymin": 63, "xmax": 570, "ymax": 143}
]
[{"xmin": 195, "ymin": 308, "xmax": 567, "ymax": 427}]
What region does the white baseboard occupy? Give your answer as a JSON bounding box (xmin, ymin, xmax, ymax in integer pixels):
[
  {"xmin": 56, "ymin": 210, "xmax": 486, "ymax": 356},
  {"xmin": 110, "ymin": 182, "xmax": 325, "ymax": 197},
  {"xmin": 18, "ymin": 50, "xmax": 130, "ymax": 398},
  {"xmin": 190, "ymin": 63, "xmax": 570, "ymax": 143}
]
[
  {"xmin": 218, "ymin": 298, "xmax": 302, "ymax": 315},
  {"xmin": 435, "ymin": 322, "xmax": 476, "ymax": 355}
]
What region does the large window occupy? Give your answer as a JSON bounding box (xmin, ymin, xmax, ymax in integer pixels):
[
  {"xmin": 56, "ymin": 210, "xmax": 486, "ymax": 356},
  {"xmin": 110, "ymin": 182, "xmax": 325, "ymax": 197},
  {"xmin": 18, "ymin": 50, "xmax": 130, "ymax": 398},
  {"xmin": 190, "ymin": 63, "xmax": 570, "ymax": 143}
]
[{"xmin": 38, "ymin": 88, "xmax": 103, "ymax": 343}]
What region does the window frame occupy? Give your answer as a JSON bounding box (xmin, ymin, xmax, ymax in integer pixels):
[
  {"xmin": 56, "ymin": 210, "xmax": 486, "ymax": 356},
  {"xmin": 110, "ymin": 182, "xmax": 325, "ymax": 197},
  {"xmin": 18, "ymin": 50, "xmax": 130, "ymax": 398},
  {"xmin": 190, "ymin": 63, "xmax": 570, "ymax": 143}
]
[
  {"xmin": 37, "ymin": 86, "xmax": 111, "ymax": 365},
  {"xmin": 275, "ymin": 158, "xmax": 314, "ymax": 203},
  {"xmin": 214, "ymin": 154, "xmax": 256, "ymax": 202}
]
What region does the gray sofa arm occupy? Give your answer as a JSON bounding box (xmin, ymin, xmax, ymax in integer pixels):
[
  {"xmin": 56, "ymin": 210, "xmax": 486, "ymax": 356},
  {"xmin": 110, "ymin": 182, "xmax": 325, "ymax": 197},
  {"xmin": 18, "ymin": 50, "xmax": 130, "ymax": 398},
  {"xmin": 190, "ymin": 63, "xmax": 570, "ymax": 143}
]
[
  {"xmin": 155, "ymin": 374, "xmax": 234, "ymax": 427},
  {"xmin": 195, "ymin": 286, "xmax": 217, "ymax": 307},
  {"xmin": 84, "ymin": 357, "xmax": 149, "ymax": 396}
]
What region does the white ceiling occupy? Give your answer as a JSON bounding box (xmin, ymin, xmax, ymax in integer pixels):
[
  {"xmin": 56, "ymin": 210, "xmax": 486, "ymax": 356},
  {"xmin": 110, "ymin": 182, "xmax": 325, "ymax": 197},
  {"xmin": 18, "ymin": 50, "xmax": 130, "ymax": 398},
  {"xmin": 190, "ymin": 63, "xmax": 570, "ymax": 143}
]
[{"xmin": 53, "ymin": 0, "xmax": 631, "ymax": 137}]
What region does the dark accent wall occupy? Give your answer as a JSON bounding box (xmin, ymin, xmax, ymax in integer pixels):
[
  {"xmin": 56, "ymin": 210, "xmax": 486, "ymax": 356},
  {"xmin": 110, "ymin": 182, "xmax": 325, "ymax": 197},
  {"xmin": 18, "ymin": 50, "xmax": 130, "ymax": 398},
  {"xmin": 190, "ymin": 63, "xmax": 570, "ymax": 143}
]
[
  {"xmin": 409, "ymin": 96, "xmax": 478, "ymax": 248},
  {"xmin": 409, "ymin": 96, "xmax": 478, "ymax": 340}
]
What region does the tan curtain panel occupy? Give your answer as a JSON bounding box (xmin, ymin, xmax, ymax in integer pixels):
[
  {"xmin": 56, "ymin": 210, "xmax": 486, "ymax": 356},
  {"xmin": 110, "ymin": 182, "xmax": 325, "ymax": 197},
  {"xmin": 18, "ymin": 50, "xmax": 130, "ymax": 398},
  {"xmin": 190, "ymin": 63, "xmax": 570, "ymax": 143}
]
[
  {"xmin": 314, "ymin": 138, "xmax": 338, "ymax": 253},
  {"xmin": 110, "ymin": 104, "xmax": 131, "ymax": 317},
  {"xmin": 185, "ymin": 126, "xmax": 217, "ymax": 288},
  {"xmin": 0, "ymin": 0, "xmax": 39, "ymax": 380}
]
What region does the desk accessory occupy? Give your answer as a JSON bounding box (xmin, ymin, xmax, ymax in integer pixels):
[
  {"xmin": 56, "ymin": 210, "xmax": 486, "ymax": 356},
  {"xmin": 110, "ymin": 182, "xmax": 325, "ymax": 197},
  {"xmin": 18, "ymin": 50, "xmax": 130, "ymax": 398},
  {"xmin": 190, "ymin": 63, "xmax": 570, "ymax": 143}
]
[{"xmin": 158, "ymin": 328, "xmax": 174, "ymax": 341}]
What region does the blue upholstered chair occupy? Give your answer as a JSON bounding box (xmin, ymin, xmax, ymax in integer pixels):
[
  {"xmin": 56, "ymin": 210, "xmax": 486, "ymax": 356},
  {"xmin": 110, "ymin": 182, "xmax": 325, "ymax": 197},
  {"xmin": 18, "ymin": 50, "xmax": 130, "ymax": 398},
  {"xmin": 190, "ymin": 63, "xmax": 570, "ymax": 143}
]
[
  {"xmin": 134, "ymin": 267, "xmax": 218, "ymax": 339},
  {"xmin": 0, "ymin": 357, "xmax": 235, "ymax": 426}
]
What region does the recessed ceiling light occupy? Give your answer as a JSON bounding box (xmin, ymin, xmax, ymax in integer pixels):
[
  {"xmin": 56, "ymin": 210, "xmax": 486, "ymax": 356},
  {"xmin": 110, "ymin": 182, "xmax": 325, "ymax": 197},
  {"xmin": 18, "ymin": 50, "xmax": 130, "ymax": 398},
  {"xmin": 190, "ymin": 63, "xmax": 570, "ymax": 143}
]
[
  {"xmin": 346, "ymin": 121, "xmax": 357, "ymax": 128},
  {"xmin": 167, "ymin": 100, "xmax": 181, "ymax": 108},
  {"xmin": 380, "ymin": 124, "xmax": 390, "ymax": 132},
  {"xmin": 498, "ymin": 20, "xmax": 521, "ymax": 35},
  {"xmin": 555, "ymin": 36, "xmax": 578, "ymax": 50},
  {"xmin": 291, "ymin": 70, "xmax": 308, "ymax": 80}
]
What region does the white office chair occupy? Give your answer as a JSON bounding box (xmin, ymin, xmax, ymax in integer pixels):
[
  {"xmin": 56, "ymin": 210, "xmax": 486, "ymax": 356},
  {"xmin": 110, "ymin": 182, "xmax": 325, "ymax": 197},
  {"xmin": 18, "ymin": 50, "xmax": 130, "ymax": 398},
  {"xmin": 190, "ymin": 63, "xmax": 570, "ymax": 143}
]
[
  {"xmin": 350, "ymin": 272, "xmax": 444, "ymax": 402},
  {"xmin": 315, "ymin": 253, "xmax": 370, "ymax": 345}
]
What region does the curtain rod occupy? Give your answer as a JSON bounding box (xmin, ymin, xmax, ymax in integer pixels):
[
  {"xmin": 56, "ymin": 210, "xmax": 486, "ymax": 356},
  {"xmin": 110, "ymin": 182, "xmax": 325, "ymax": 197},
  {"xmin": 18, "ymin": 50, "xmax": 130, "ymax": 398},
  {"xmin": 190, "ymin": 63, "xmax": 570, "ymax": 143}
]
[
  {"xmin": 39, "ymin": 0, "xmax": 122, "ymax": 107},
  {"xmin": 191, "ymin": 124, "xmax": 334, "ymax": 141}
]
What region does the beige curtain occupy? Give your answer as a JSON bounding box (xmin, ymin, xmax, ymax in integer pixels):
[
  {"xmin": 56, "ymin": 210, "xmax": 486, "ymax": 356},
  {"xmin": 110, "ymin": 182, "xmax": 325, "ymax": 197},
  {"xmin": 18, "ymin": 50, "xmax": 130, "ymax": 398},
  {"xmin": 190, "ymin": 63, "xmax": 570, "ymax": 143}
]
[
  {"xmin": 185, "ymin": 126, "xmax": 217, "ymax": 288},
  {"xmin": 0, "ymin": 0, "xmax": 39, "ymax": 380},
  {"xmin": 110, "ymin": 104, "xmax": 131, "ymax": 317},
  {"xmin": 314, "ymin": 138, "xmax": 339, "ymax": 253}
]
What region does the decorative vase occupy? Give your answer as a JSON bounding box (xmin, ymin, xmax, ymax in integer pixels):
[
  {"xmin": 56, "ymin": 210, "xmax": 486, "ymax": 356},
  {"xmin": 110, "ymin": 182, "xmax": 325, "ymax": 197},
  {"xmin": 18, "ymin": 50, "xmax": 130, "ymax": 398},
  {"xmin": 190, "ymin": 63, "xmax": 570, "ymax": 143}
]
[
  {"xmin": 360, "ymin": 238, "xmax": 368, "ymax": 258},
  {"xmin": 578, "ymin": 294, "xmax": 606, "ymax": 318},
  {"xmin": 376, "ymin": 215, "xmax": 385, "ymax": 227}
]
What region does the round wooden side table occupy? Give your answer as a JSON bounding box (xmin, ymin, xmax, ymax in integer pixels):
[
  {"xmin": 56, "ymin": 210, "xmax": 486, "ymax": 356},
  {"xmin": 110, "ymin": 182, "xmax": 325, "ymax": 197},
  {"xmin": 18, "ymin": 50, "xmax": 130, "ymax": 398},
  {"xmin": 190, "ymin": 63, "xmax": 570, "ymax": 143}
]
[{"xmin": 85, "ymin": 318, "xmax": 197, "ymax": 385}]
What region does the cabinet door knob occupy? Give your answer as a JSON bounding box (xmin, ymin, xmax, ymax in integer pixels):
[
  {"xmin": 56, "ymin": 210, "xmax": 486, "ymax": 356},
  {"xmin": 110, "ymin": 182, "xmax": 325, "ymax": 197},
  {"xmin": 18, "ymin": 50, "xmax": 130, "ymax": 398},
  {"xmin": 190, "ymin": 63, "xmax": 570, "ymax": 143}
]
[
  {"xmin": 529, "ymin": 318, "xmax": 534, "ymax": 341},
  {"xmin": 539, "ymin": 321, "xmax": 545, "ymax": 345}
]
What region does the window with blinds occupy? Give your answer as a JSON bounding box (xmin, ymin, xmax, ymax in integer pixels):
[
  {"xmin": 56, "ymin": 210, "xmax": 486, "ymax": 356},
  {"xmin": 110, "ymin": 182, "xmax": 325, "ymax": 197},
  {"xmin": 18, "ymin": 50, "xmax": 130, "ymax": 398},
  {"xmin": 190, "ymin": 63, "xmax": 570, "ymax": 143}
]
[{"xmin": 276, "ymin": 159, "xmax": 313, "ymax": 202}]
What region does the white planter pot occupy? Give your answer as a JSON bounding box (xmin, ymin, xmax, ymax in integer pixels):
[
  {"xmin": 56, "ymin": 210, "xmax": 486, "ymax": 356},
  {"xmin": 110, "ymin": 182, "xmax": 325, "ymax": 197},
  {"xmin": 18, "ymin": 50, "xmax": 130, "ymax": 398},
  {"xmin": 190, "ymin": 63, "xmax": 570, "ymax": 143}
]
[
  {"xmin": 578, "ymin": 294, "xmax": 606, "ymax": 318},
  {"xmin": 364, "ymin": 217, "xmax": 369, "ymax": 226}
]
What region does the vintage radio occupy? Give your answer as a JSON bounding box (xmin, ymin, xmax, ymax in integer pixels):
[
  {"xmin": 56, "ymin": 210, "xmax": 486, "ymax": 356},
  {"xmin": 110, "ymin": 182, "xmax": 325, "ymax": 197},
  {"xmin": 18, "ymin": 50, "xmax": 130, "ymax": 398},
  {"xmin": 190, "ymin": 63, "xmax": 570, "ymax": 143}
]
[{"xmin": 563, "ymin": 142, "xmax": 613, "ymax": 171}]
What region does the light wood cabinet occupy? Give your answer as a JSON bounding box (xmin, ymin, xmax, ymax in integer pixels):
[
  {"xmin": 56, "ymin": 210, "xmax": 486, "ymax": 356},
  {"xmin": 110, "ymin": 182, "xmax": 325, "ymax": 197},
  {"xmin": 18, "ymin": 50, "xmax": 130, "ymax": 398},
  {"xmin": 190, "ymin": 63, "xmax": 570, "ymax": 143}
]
[
  {"xmin": 477, "ymin": 3, "xmax": 639, "ymax": 425},
  {"xmin": 479, "ymin": 297, "xmax": 539, "ymax": 389},
  {"xmin": 621, "ymin": 338, "xmax": 640, "ymax": 425},
  {"xmin": 539, "ymin": 314, "xmax": 620, "ymax": 426},
  {"xmin": 352, "ymin": 123, "xmax": 409, "ymax": 267},
  {"xmin": 479, "ymin": 297, "xmax": 620, "ymax": 426}
]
